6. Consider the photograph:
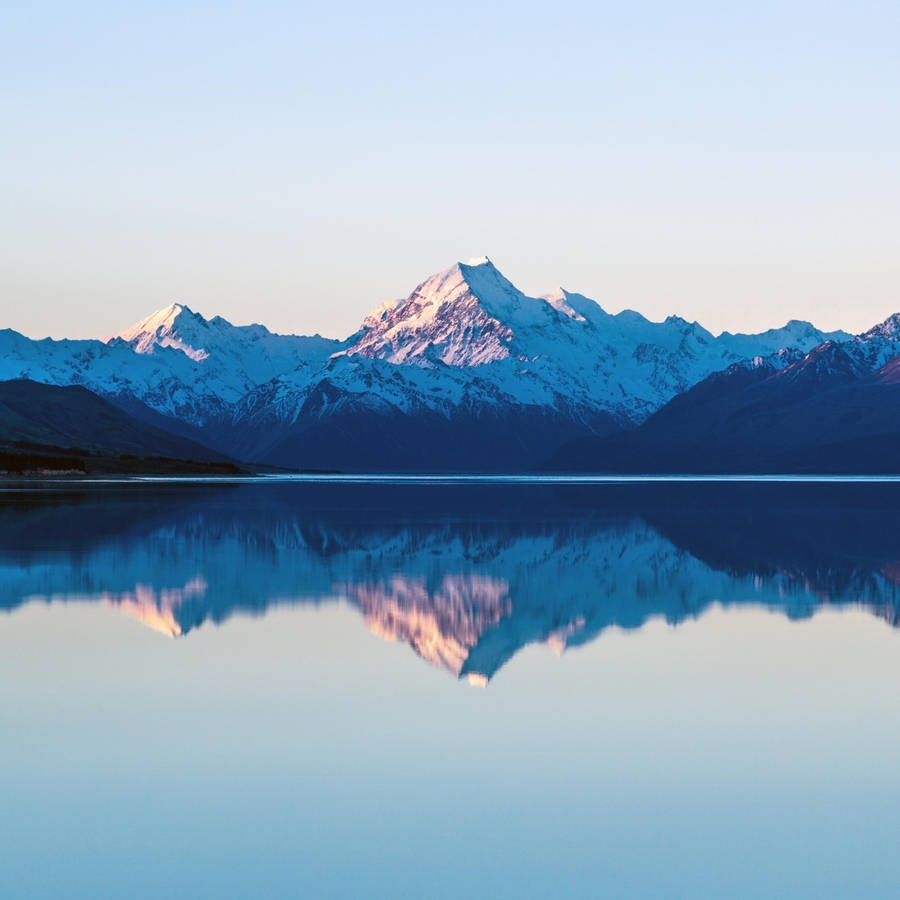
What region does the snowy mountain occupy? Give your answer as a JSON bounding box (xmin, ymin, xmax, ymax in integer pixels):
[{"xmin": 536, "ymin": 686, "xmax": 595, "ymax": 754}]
[
  {"xmin": 0, "ymin": 304, "xmax": 343, "ymax": 429},
  {"xmin": 337, "ymin": 257, "xmax": 850, "ymax": 425},
  {"xmin": 547, "ymin": 311, "xmax": 900, "ymax": 474},
  {"xmin": 0, "ymin": 256, "xmax": 862, "ymax": 469},
  {"xmin": 341, "ymin": 257, "xmax": 521, "ymax": 365},
  {"xmin": 0, "ymin": 327, "xmax": 219, "ymax": 424},
  {"xmin": 221, "ymin": 352, "xmax": 621, "ymax": 470},
  {"xmin": 106, "ymin": 301, "xmax": 341, "ymax": 379}
]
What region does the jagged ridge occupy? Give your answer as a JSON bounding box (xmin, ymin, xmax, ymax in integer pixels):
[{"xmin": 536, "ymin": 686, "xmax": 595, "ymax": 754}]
[{"xmin": 0, "ymin": 256, "xmax": 866, "ymax": 470}]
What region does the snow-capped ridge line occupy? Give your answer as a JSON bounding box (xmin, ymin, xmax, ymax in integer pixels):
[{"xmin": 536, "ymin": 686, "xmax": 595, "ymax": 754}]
[{"xmin": 2, "ymin": 254, "xmax": 894, "ymax": 471}]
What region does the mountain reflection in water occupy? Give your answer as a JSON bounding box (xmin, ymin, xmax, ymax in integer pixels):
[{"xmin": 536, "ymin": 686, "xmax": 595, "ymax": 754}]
[{"xmin": 2, "ymin": 480, "xmax": 900, "ymax": 683}]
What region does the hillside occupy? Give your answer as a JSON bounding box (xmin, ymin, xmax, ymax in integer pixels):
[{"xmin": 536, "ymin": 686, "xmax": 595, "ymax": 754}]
[{"xmin": 0, "ymin": 379, "xmax": 242, "ymax": 474}]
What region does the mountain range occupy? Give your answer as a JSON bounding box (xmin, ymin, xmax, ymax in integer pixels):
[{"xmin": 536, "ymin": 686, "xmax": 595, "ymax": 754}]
[
  {"xmin": 5, "ymin": 255, "xmax": 898, "ymax": 472},
  {"xmin": 547, "ymin": 314, "xmax": 900, "ymax": 473}
]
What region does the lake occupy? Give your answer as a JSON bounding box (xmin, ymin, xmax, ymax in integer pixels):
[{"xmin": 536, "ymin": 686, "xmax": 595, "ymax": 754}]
[{"xmin": 2, "ymin": 477, "xmax": 900, "ymax": 898}]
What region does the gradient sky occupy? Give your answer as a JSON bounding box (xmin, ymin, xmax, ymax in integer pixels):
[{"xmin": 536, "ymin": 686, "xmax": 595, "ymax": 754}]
[{"xmin": 2, "ymin": 1, "xmax": 898, "ymax": 341}]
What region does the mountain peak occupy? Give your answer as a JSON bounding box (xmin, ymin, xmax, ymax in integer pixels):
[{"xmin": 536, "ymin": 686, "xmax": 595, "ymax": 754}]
[
  {"xmin": 130, "ymin": 301, "xmax": 191, "ymax": 331},
  {"xmin": 543, "ymin": 288, "xmax": 587, "ymax": 322},
  {"xmin": 864, "ymin": 312, "xmax": 900, "ymax": 340},
  {"xmin": 664, "ymin": 314, "xmax": 697, "ymax": 328},
  {"xmin": 342, "ymin": 257, "xmax": 537, "ymax": 366},
  {"xmin": 664, "ymin": 314, "xmax": 710, "ymax": 338},
  {"xmin": 106, "ymin": 302, "xmax": 211, "ymax": 361}
]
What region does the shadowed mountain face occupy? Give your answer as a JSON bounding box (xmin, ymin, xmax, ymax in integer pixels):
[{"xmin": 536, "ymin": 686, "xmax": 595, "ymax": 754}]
[
  {"xmin": 3, "ymin": 481, "xmax": 900, "ymax": 682},
  {"xmin": 546, "ymin": 318, "xmax": 900, "ymax": 473},
  {"xmin": 0, "ymin": 380, "xmax": 232, "ymax": 461}
]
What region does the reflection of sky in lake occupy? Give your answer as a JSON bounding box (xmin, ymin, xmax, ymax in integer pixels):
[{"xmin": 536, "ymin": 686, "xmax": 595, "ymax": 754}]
[{"xmin": 3, "ymin": 481, "xmax": 900, "ymax": 898}]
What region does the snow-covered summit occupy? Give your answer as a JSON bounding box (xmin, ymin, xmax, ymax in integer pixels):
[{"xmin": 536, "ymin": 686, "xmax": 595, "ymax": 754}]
[
  {"xmin": 817, "ymin": 312, "xmax": 900, "ymax": 374},
  {"xmin": 341, "ymin": 258, "xmax": 536, "ymax": 365},
  {"xmin": 105, "ymin": 303, "xmax": 344, "ymax": 393},
  {"xmin": 862, "ymin": 312, "xmax": 900, "ymax": 341},
  {"xmin": 542, "ymin": 288, "xmax": 588, "ymax": 322},
  {"xmin": 106, "ymin": 303, "xmax": 211, "ymax": 361}
]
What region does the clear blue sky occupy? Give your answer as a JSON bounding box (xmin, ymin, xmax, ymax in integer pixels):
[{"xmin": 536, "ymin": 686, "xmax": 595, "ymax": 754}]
[{"xmin": 2, "ymin": 1, "xmax": 898, "ymax": 340}]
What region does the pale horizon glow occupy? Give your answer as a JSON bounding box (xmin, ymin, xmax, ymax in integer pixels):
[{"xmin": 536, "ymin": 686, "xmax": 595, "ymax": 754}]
[{"xmin": 2, "ymin": 1, "xmax": 898, "ymax": 341}]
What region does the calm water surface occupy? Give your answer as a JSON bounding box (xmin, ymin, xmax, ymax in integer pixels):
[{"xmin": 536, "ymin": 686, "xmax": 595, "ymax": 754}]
[{"xmin": 2, "ymin": 479, "xmax": 900, "ymax": 898}]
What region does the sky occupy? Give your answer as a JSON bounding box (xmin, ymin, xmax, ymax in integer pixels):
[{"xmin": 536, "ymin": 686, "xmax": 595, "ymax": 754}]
[{"xmin": 2, "ymin": 0, "xmax": 898, "ymax": 341}]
